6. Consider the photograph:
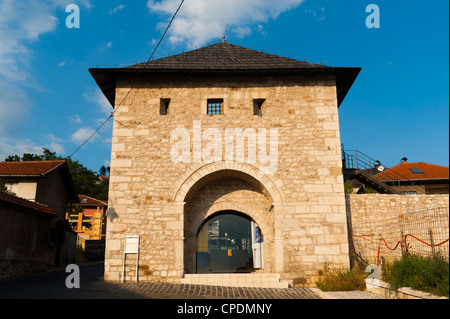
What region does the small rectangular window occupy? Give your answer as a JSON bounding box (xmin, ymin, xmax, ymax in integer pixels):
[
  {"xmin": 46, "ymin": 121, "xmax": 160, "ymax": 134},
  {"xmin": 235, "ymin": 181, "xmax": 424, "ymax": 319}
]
[
  {"xmin": 410, "ymin": 168, "xmax": 424, "ymax": 174},
  {"xmin": 160, "ymin": 98, "xmax": 170, "ymax": 115},
  {"xmin": 207, "ymin": 99, "xmax": 223, "ymax": 115},
  {"xmin": 253, "ymin": 99, "xmax": 265, "ymax": 116}
]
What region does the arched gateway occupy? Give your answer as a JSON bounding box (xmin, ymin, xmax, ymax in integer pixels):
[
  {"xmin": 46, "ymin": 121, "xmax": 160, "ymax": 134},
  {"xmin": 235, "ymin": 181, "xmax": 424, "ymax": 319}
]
[{"xmin": 178, "ymin": 163, "xmax": 280, "ymax": 275}]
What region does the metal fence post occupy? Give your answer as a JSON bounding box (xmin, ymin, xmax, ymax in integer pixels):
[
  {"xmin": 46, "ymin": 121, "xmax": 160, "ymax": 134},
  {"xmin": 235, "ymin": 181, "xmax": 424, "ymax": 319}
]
[{"xmin": 429, "ymin": 228, "xmax": 436, "ymax": 257}]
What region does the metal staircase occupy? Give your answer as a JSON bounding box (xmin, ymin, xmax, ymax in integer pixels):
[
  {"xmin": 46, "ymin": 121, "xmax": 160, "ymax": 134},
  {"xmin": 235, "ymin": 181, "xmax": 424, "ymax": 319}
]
[{"xmin": 342, "ymin": 149, "xmax": 421, "ymax": 194}]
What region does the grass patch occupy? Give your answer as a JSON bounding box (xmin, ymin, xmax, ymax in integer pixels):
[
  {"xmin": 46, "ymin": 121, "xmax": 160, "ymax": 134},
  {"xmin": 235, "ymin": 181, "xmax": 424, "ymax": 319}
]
[
  {"xmin": 315, "ymin": 263, "xmax": 366, "ymax": 291},
  {"xmin": 383, "ymin": 254, "xmax": 449, "ymax": 297}
]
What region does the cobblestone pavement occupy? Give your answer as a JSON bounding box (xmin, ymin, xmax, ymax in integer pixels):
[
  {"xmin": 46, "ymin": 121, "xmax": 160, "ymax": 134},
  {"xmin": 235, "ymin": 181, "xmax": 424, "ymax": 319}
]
[
  {"xmin": 106, "ymin": 282, "xmax": 324, "ymax": 299},
  {"xmin": 0, "ymin": 262, "xmax": 382, "ymax": 299}
]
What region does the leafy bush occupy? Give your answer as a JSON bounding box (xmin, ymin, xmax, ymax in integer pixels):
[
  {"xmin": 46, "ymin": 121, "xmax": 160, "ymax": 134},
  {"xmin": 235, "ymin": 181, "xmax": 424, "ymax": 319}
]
[
  {"xmin": 383, "ymin": 254, "xmax": 449, "ymax": 297},
  {"xmin": 316, "ymin": 263, "xmax": 367, "ymax": 291}
]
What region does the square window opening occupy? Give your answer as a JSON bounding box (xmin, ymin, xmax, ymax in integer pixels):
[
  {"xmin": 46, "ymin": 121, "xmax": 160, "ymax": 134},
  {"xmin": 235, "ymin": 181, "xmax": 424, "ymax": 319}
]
[
  {"xmin": 253, "ymin": 99, "xmax": 265, "ymax": 116},
  {"xmin": 207, "ymin": 99, "xmax": 223, "ymax": 115},
  {"xmin": 160, "ymin": 98, "xmax": 171, "ymax": 115}
]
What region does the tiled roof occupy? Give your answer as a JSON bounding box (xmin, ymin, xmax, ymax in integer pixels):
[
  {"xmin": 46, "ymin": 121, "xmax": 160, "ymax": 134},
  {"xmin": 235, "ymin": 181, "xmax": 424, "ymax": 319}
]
[
  {"xmin": 125, "ymin": 42, "xmax": 328, "ymax": 71},
  {"xmin": 77, "ymin": 195, "xmax": 107, "ymax": 207},
  {"xmin": 89, "ymin": 41, "xmax": 361, "ymax": 109},
  {"xmin": 0, "ymin": 192, "xmax": 57, "ymax": 217},
  {"xmin": 376, "ymin": 162, "xmax": 449, "ymax": 181},
  {"xmin": 0, "ymin": 160, "xmax": 79, "ymax": 202},
  {"xmin": 0, "ymin": 160, "xmax": 66, "ymax": 176}
]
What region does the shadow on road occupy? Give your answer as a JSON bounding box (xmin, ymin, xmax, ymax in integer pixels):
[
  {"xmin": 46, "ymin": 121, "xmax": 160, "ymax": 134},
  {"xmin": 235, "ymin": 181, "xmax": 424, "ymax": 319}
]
[{"xmin": 0, "ymin": 262, "xmax": 147, "ymax": 299}]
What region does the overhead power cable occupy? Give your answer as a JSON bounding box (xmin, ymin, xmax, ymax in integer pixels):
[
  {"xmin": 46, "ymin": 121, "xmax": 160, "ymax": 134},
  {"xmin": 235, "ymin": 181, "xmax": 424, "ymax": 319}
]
[
  {"xmin": 68, "ymin": 114, "xmax": 113, "ymax": 159},
  {"xmin": 111, "ymin": 0, "xmax": 185, "ymax": 116},
  {"xmin": 68, "ymin": 0, "xmax": 185, "ymax": 159}
]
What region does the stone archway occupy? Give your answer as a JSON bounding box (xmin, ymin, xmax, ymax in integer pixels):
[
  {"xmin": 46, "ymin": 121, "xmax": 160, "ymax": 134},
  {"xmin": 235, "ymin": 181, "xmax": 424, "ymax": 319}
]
[
  {"xmin": 177, "ymin": 163, "xmax": 280, "ymax": 275},
  {"xmin": 173, "ymin": 162, "xmax": 284, "ymax": 204}
]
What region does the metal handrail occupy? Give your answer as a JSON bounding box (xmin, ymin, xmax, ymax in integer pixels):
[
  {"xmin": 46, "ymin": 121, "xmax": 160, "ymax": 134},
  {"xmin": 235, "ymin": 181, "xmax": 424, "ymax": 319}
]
[{"xmin": 342, "ymin": 149, "xmax": 421, "ymax": 194}]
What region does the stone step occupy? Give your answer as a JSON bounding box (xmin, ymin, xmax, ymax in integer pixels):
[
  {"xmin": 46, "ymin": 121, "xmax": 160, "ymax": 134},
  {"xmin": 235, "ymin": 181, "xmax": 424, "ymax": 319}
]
[{"xmin": 181, "ymin": 273, "xmax": 289, "ymax": 288}]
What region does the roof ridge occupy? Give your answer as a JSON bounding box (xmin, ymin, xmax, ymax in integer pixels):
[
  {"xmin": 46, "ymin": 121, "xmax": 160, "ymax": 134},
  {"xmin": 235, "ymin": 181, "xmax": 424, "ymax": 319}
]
[
  {"xmin": 0, "ymin": 160, "xmax": 66, "ymax": 176},
  {"xmin": 383, "ymin": 161, "xmax": 449, "ymax": 181},
  {"xmin": 0, "ymin": 191, "xmax": 56, "ymax": 215},
  {"xmin": 78, "ymin": 194, "xmax": 108, "ymax": 205},
  {"xmin": 151, "ymin": 40, "xmax": 331, "ymax": 67},
  {"xmin": 396, "ymin": 161, "xmax": 449, "ymax": 168},
  {"xmin": 123, "ymin": 41, "xmax": 329, "ymax": 70},
  {"xmin": 414, "ymin": 162, "xmax": 449, "ymax": 168},
  {"xmin": 89, "ymin": 42, "xmax": 361, "ymax": 108},
  {"xmin": 0, "ymin": 160, "xmax": 65, "ymax": 164}
]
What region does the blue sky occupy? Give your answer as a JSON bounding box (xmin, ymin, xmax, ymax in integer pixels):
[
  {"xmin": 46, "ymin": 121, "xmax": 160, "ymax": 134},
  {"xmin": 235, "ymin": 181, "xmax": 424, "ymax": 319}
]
[{"xmin": 0, "ymin": 0, "xmax": 448, "ymax": 173}]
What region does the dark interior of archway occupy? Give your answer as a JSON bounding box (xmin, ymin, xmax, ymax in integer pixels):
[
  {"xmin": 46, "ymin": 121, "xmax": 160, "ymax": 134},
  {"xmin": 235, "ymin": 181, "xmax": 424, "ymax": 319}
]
[{"xmin": 196, "ymin": 211, "xmax": 254, "ymax": 273}]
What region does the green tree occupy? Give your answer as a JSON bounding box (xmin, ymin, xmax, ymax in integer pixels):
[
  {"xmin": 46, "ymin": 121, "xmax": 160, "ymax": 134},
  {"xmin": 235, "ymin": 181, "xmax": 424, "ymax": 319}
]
[
  {"xmin": 65, "ymin": 157, "xmax": 98, "ymax": 197},
  {"xmin": 5, "ymin": 148, "xmax": 60, "ymax": 162},
  {"xmin": 99, "ymin": 165, "xmax": 107, "ymax": 177},
  {"xmin": 4, "ymin": 154, "xmax": 21, "ymax": 162},
  {"xmin": 0, "ymin": 178, "xmax": 7, "ymax": 193},
  {"xmin": 0, "ymin": 177, "xmax": 15, "ymax": 196},
  {"xmin": 344, "ymin": 180, "xmax": 354, "ymax": 194},
  {"xmin": 42, "ymin": 148, "xmax": 60, "ymax": 161},
  {"xmin": 362, "ymin": 187, "xmax": 378, "ymax": 194},
  {"xmin": 94, "ymin": 179, "xmax": 109, "ymax": 201}
]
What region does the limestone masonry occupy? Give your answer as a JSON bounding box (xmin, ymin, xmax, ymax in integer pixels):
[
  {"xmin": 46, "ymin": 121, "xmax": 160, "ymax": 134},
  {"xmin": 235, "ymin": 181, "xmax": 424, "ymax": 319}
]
[{"xmin": 90, "ymin": 42, "xmax": 361, "ymax": 287}]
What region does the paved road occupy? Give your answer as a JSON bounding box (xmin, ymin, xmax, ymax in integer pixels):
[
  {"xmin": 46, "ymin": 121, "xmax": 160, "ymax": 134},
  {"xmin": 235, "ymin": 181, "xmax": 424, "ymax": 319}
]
[
  {"xmin": 0, "ymin": 263, "xmax": 324, "ymax": 299},
  {"xmin": 0, "ymin": 262, "xmax": 381, "ymax": 300},
  {"xmin": 0, "ymin": 262, "xmax": 109, "ymax": 299}
]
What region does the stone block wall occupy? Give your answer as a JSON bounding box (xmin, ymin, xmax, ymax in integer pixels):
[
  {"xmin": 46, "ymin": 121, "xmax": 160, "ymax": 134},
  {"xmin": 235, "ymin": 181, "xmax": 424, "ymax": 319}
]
[
  {"xmin": 105, "ymin": 73, "xmax": 349, "ymax": 286},
  {"xmin": 346, "ymin": 194, "xmax": 449, "ymax": 265}
]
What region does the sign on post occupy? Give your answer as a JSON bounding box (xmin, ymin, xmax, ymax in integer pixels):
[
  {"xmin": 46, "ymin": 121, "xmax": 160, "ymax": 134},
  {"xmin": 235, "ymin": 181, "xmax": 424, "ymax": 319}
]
[{"xmin": 123, "ymin": 236, "xmax": 140, "ymax": 282}]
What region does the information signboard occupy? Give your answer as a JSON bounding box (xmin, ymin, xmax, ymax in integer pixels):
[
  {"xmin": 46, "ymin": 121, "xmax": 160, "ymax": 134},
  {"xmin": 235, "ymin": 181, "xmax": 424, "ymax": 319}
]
[{"xmin": 123, "ymin": 236, "xmax": 140, "ymax": 282}]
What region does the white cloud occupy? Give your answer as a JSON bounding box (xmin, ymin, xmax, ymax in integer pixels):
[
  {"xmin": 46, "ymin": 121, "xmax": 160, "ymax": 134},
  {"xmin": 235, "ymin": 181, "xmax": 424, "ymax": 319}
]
[
  {"xmin": 147, "ymin": 0, "xmax": 305, "ymax": 47},
  {"xmin": 47, "ymin": 142, "xmax": 65, "ymax": 155},
  {"xmin": 77, "ymin": 88, "xmax": 114, "ymax": 148},
  {"xmin": 0, "ymin": 133, "xmax": 68, "ymax": 161},
  {"xmin": 0, "ymin": 137, "xmax": 43, "ymax": 161},
  {"xmin": 0, "ymin": 0, "xmax": 93, "ymax": 144},
  {"xmin": 47, "ymin": 133, "xmax": 65, "ymax": 143},
  {"xmin": 306, "ymin": 5, "xmax": 326, "ymax": 21},
  {"xmin": 0, "ymin": 0, "xmax": 91, "ymax": 81},
  {"xmin": 68, "ymin": 114, "xmax": 82, "ymax": 123},
  {"xmin": 45, "ymin": 134, "xmax": 65, "ymax": 155},
  {"xmin": 0, "ymin": 80, "xmax": 32, "ymax": 136},
  {"xmin": 83, "ymin": 87, "xmax": 113, "ymax": 116},
  {"xmin": 71, "ymin": 127, "xmax": 96, "ymax": 144},
  {"xmin": 109, "ymin": 4, "xmax": 126, "ymax": 15},
  {"xmin": 101, "ymin": 137, "xmax": 113, "ymax": 146},
  {"xmin": 232, "ymin": 26, "xmax": 252, "ymax": 38}
]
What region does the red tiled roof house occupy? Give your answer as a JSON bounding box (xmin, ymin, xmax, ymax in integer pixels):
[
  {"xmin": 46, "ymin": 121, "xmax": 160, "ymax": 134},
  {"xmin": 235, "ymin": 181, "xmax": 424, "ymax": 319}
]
[
  {"xmin": 375, "ymin": 161, "xmax": 449, "ymax": 194},
  {"xmin": 0, "ymin": 161, "xmax": 79, "ymax": 275}
]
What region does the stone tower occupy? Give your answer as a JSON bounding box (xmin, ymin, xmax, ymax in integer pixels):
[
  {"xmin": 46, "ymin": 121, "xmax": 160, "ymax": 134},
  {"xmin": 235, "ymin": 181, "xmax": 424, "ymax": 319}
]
[{"xmin": 90, "ymin": 42, "xmax": 360, "ymax": 287}]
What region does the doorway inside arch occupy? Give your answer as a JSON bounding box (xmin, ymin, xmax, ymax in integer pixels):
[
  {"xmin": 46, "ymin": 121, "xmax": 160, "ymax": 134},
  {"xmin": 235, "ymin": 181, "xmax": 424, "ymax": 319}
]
[{"xmin": 196, "ymin": 211, "xmax": 264, "ymax": 274}]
